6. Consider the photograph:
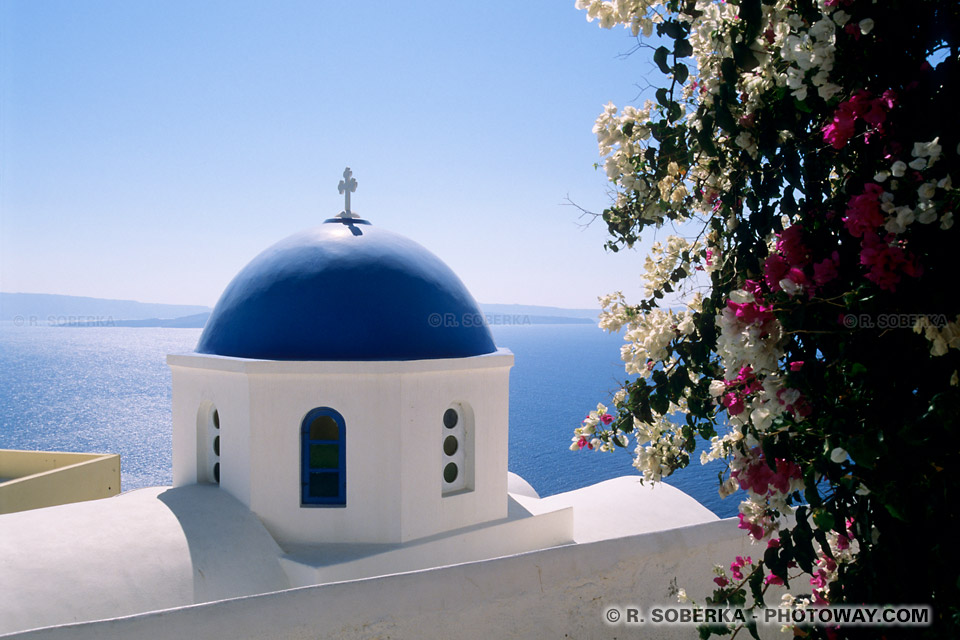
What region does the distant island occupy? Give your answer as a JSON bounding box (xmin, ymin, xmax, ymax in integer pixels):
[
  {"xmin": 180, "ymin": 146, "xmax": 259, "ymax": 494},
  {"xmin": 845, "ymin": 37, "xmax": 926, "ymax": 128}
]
[{"xmin": 1, "ymin": 293, "xmax": 598, "ymax": 328}]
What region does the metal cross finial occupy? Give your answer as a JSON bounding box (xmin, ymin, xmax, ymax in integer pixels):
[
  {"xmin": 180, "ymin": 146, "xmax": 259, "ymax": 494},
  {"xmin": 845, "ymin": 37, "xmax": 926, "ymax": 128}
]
[{"xmin": 337, "ymin": 167, "xmax": 358, "ymax": 218}]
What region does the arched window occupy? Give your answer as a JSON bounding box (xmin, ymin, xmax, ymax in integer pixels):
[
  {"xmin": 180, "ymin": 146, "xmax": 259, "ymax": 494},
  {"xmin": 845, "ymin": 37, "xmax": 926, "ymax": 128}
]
[{"xmin": 301, "ymin": 408, "xmax": 346, "ymax": 506}]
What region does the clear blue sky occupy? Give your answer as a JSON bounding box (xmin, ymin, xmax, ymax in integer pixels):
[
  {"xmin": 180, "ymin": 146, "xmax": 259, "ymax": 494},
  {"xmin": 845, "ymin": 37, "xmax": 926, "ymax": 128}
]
[{"xmin": 1, "ymin": 0, "xmax": 660, "ymax": 309}]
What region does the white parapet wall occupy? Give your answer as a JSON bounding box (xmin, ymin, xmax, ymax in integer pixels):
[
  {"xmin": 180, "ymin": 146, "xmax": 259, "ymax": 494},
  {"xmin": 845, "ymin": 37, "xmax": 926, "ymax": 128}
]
[
  {"xmin": 0, "ymin": 449, "xmax": 120, "ymax": 515},
  {"xmin": 3, "ymin": 516, "xmax": 759, "ymax": 640}
]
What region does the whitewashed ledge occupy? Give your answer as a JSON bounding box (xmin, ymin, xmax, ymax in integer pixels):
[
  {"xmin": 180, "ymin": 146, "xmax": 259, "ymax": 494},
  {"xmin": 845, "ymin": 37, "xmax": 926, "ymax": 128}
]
[{"xmin": 1, "ymin": 477, "xmax": 752, "ymax": 640}]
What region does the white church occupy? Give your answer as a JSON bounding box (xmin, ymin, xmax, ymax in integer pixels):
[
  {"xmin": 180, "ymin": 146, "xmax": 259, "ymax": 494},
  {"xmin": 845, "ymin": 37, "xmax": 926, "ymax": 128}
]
[{"xmin": 0, "ymin": 170, "xmax": 749, "ymax": 639}]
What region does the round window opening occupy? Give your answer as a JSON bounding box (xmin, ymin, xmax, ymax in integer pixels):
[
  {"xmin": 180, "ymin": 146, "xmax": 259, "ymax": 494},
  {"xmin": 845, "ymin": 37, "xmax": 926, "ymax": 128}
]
[
  {"xmin": 443, "ymin": 435, "xmax": 458, "ymax": 456},
  {"xmin": 443, "ymin": 408, "xmax": 459, "ymax": 429},
  {"xmin": 443, "ymin": 462, "xmax": 459, "ymax": 483}
]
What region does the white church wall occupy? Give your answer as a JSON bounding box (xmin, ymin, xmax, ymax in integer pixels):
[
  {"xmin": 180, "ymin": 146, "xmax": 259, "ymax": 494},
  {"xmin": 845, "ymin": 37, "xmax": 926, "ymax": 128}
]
[
  {"xmin": 168, "ymin": 351, "xmax": 513, "ymax": 547},
  {"xmin": 397, "ymin": 363, "xmax": 512, "ymax": 541},
  {"xmin": 5, "ymin": 518, "xmax": 755, "ymax": 640},
  {"xmin": 245, "ymin": 370, "xmax": 405, "ymax": 545},
  {"xmin": 170, "ymin": 361, "xmax": 251, "ymax": 503}
]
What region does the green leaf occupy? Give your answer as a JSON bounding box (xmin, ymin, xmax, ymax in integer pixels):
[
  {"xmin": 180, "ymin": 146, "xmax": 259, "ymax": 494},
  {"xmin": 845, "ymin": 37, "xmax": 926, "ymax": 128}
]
[
  {"xmin": 674, "ymin": 63, "xmax": 689, "ymax": 85},
  {"xmin": 812, "ymin": 508, "xmax": 836, "ymax": 531},
  {"xmin": 654, "ymin": 46, "xmax": 672, "ymax": 75},
  {"xmin": 663, "ymin": 20, "xmax": 685, "ymax": 40},
  {"xmin": 749, "ymin": 567, "xmax": 765, "ymax": 604},
  {"xmin": 650, "ymin": 392, "xmax": 670, "ymax": 416},
  {"xmin": 674, "ymin": 38, "xmax": 693, "ymax": 58},
  {"xmin": 668, "ymin": 102, "xmax": 682, "ymax": 122},
  {"xmin": 656, "ymin": 87, "xmax": 670, "ymax": 107}
]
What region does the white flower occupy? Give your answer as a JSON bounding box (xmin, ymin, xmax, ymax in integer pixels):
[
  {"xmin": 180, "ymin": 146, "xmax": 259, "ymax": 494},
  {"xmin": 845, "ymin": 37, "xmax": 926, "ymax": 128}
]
[
  {"xmin": 891, "ymin": 161, "xmax": 907, "ymax": 177},
  {"xmin": 779, "ymin": 277, "xmax": 803, "ymax": 297},
  {"xmin": 858, "ymin": 18, "xmax": 875, "ymax": 35},
  {"xmin": 829, "ymin": 447, "xmax": 848, "ymax": 463},
  {"xmin": 916, "ymin": 205, "xmax": 938, "ymax": 224},
  {"xmin": 718, "ymin": 475, "xmax": 740, "ymax": 498},
  {"xmin": 909, "ymin": 157, "xmax": 928, "ymax": 171},
  {"xmin": 709, "ymin": 379, "xmax": 727, "ymax": 397}
]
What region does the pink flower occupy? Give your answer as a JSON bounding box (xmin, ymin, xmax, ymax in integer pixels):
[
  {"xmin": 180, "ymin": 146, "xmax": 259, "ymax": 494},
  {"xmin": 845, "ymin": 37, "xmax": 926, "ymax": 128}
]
[
  {"xmin": 577, "ymin": 437, "xmax": 593, "ymax": 450},
  {"xmin": 722, "ymin": 391, "xmax": 745, "ymax": 415},
  {"xmin": 836, "ymin": 534, "xmax": 850, "ymax": 551},
  {"xmin": 789, "ymin": 361, "xmax": 804, "ymax": 372},
  {"xmin": 764, "ymin": 574, "xmax": 785, "ymax": 586},
  {"xmin": 859, "ymin": 232, "xmax": 922, "ymax": 291},
  {"xmin": 737, "ymin": 513, "xmax": 766, "ymax": 540},
  {"xmin": 767, "ymin": 537, "xmax": 781, "ymax": 549},
  {"xmin": 810, "ymin": 571, "xmax": 828, "ymax": 589},
  {"xmin": 729, "ymin": 555, "xmax": 753, "ymax": 581},
  {"xmin": 714, "ymin": 576, "xmax": 729, "ymax": 587},
  {"xmin": 822, "ymin": 90, "xmax": 894, "ymax": 150},
  {"xmin": 777, "ymin": 225, "xmax": 810, "ymax": 266},
  {"xmin": 732, "ymin": 449, "xmax": 802, "ymax": 496},
  {"xmin": 600, "ymin": 413, "xmax": 614, "ymax": 426},
  {"xmin": 763, "ymin": 254, "xmax": 790, "ymax": 292},
  {"xmin": 813, "ymin": 252, "xmax": 840, "ymax": 286},
  {"xmin": 843, "ymin": 183, "xmax": 885, "ymax": 238}
]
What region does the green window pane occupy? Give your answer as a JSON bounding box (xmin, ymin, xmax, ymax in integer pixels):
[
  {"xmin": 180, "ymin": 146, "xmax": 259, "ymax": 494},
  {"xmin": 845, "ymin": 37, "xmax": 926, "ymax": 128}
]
[
  {"xmin": 443, "ymin": 435, "xmax": 458, "ymax": 456},
  {"xmin": 443, "ymin": 408, "xmax": 459, "ymax": 429},
  {"xmin": 443, "ymin": 462, "xmax": 459, "ymax": 484},
  {"xmin": 309, "ymin": 472, "xmax": 339, "ymax": 498},
  {"xmin": 310, "ymin": 444, "xmax": 339, "ymax": 469},
  {"xmin": 310, "ymin": 415, "xmax": 339, "ymax": 441}
]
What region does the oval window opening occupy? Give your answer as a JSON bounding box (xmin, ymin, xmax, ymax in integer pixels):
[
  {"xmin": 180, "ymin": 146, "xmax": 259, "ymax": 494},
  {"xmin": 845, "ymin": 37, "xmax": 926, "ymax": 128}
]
[
  {"xmin": 443, "ymin": 462, "xmax": 459, "ymax": 484},
  {"xmin": 443, "ymin": 408, "xmax": 459, "ymax": 429},
  {"xmin": 443, "ymin": 435, "xmax": 459, "ymax": 456}
]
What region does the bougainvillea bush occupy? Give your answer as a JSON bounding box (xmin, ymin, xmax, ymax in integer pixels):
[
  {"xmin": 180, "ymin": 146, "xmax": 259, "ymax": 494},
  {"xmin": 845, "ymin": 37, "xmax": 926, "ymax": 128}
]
[{"xmin": 571, "ymin": 0, "xmax": 959, "ymax": 636}]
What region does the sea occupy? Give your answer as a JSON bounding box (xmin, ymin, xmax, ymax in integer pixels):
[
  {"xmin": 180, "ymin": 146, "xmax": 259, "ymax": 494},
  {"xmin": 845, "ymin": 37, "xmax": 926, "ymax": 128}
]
[{"xmin": 0, "ymin": 322, "xmax": 739, "ymax": 518}]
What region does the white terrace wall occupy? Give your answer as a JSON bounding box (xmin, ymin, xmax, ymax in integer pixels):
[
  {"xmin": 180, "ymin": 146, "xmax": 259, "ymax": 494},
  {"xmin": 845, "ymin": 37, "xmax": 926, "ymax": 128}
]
[{"xmin": 5, "ymin": 518, "xmax": 761, "ymax": 640}]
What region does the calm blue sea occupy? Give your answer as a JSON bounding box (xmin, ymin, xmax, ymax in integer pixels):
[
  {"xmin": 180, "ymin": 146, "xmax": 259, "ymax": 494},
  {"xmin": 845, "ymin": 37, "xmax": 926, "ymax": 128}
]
[{"xmin": 0, "ymin": 322, "xmax": 738, "ymax": 517}]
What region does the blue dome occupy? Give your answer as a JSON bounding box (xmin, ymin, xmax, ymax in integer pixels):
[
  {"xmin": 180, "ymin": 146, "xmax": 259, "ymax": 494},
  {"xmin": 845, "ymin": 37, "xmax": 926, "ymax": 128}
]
[{"xmin": 196, "ymin": 219, "xmax": 497, "ymax": 361}]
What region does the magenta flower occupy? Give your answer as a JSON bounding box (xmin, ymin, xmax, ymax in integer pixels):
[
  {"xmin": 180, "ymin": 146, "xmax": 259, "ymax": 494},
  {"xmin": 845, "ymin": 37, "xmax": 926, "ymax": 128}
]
[
  {"xmin": 722, "ymin": 391, "xmax": 745, "ymax": 415},
  {"xmin": 737, "ymin": 513, "xmax": 766, "ymax": 540},
  {"xmin": 600, "ymin": 413, "xmax": 614, "ymax": 426},
  {"xmin": 813, "ymin": 251, "xmax": 840, "ymax": 286},
  {"xmin": 789, "ymin": 361, "xmax": 804, "ymax": 372},
  {"xmin": 843, "ymin": 183, "xmax": 885, "ymax": 238},
  {"xmin": 859, "ymin": 232, "xmax": 922, "ymax": 291},
  {"xmin": 764, "ymin": 574, "xmax": 785, "ymax": 586},
  {"xmin": 777, "ymin": 224, "xmax": 810, "ymax": 266},
  {"xmin": 763, "ymin": 254, "xmax": 790, "ymax": 292}
]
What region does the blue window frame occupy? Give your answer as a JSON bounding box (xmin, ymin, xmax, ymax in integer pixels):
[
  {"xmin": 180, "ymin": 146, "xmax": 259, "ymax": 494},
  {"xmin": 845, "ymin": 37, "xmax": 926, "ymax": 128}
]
[{"xmin": 301, "ymin": 407, "xmax": 346, "ymax": 506}]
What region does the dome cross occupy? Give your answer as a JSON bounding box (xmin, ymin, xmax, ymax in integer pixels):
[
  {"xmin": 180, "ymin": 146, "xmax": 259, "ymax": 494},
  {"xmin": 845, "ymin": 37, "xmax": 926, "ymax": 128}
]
[{"xmin": 337, "ymin": 167, "xmax": 359, "ymax": 218}]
